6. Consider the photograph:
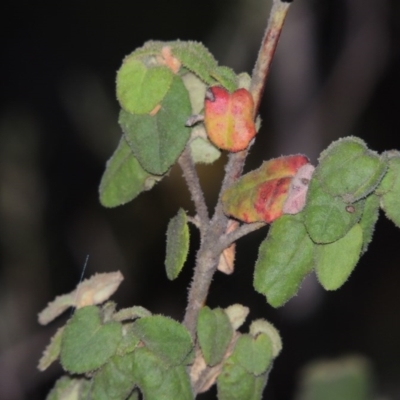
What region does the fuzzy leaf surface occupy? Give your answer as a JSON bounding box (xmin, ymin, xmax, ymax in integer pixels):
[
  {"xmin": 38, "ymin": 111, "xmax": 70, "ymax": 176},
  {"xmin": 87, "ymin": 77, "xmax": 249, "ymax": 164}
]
[
  {"xmin": 170, "ymin": 41, "xmax": 217, "ymax": 84},
  {"xmin": 113, "ymin": 306, "xmax": 152, "ymax": 322},
  {"xmin": 131, "ymin": 315, "xmax": 192, "ymax": 366},
  {"xmin": 358, "ymin": 194, "xmax": 380, "ymax": 254},
  {"xmin": 165, "ymin": 208, "xmax": 190, "ymax": 280},
  {"xmin": 316, "ymin": 137, "xmax": 386, "ymax": 202},
  {"xmin": 222, "ymin": 155, "xmax": 309, "ymax": 223},
  {"xmin": 379, "ymin": 154, "xmax": 400, "ymax": 228},
  {"xmin": 314, "ymin": 224, "xmax": 363, "ymax": 290},
  {"xmin": 249, "ymin": 319, "xmax": 282, "ymax": 358},
  {"xmin": 99, "ymin": 137, "xmax": 162, "ymax": 207},
  {"xmin": 181, "ymin": 72, "xmax": 206, "ymax": 114},
  {"xmin": 217, "ymin": 358, "xmax": 268, "ymax": 400},
  {"xmin": 60, "ymin": 306, "xmax": 122, "ymax": 374},
  {"xmin": 189, "ymin": 135, "xmax": 221, "ymax": 164},
  {"xmin": 38, "ymin": 327, "xmax": 64, "ymax": 371},
  {"xmin": 116, "ymin": 324, "xmax": 140, "ymax": 356},
  {"xmin": 304, "ymin": 179, "xmax": 364, "ymax": 243},
  {"xmin": 224, "ymin": 304, "xmax": 250, "ymax": 330},
  {"xmin": 210, "ymin": 66, "xmax": 238, "ymax": 92},
  {"xmin": 197, "ymin": 306, "xmax": 233, "ymax": 367},
  {"xmin": 253, "ymin": 215, "xmax": 314, "ymax": 307},
  {"xmin": 46, "ymin": 376, "xmax": 91, "ymax": 400},
  {"xmin": 204, "ymin": 86, "xmax": 256, "ymax": 152},
  {"xmin": 120, "ymin": 75, "xmax": 192, "ymax": 175},
  {"xmin": 91, "ymin": 353, "xmax": 136, "ymax": 400},
  {"xmin": 117, "ymin": 59, "xmax": 174, "ymax": 114},
  {"xmin": 233, "ymin": 333, "xmax": 272, "ymax": 375},
  {"xmin": 132, "ymin": 347, "xmax": 193, "ymax": 400}
]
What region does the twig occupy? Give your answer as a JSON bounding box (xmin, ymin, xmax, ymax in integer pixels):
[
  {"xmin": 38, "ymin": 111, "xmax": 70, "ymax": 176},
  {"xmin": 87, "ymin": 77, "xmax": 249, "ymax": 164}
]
[
  {"xmin": 213, "ymin": 0, "xmax": 291, "ymax": 221},
  {"xmin": 178, "ymin": 146, "xmax": 210, "ymax": 235},
  {"xmin": 218, "ymin": 221, "xmax": 266, "ymax": 252},
  {"xmin": 250, "ymin": 0, "xmax": 291, "ymax": 116},
  {"xmin": 183, "ymin": 0, "xmax": 292, "ymax": 340}
]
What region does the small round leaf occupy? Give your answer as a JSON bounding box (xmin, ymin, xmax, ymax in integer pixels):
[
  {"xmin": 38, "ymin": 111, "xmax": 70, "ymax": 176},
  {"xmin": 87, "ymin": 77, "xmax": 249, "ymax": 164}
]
[
  {"xmin": 316, "ymin": 137, "xmax": 386, "ymax": 202},
  {"xmin": 60, "ymin": 306, "xmax": 122, "ymax": 374},
  {"xmin": 117, "ymin": 59, "xmax": 174, "ymax": 114},
  {"xmin": 132, "ymin": 315, "xmax": 193, "ymax": 366},
  {"xmin": 304, "ymin": 178, "xmax": 364, "ymax": 244},
  {"xmin": 233, "ymin": 333, "xmax": 272, "ymax": 376},
  {"xmin": 197, "ymin": 306, "xmax": 233, "ymax": 367}
]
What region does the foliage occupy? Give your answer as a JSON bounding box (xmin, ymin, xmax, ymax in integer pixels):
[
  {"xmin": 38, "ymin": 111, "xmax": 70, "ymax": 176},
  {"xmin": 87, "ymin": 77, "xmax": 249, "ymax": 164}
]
[{"xmin": 38, "ymin": 1, "xmax": 399, "ymax": 399}]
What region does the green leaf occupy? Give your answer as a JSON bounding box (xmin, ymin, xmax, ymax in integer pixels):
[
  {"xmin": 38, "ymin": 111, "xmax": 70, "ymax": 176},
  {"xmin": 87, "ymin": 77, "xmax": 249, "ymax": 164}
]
[
  {"xmin": 91, "ymin": 353, "xmax": 137, "ymax": 400},
  {"xmin": 99, "ymin": 136, "xmax": 162, "ymax": 208},
  {"xmin": 211, "ymin": 66, "xmax": 238, "ymax": 92},
  {"xmin": 358, "ymin": 194, "xmax": 380, "ymax": 254},
  {"xmin": 375, "ymin": 151, "xmax": 399, "ymax": 195},
  {"xmin": 116, "ymin": 324, "xmax": 140, "ymax": 356},
  {"xmin": 253, "ymin": 215, "xmax": 314, "ymax": 307},
  {"xmin": 224, "ymin": 304, "xmax": 250, "ymax": 330},
  {"xmin": 378, "ymin": 154, "xmax": 400, "ymax": 228},
  {"xmin": 131, "ymin": 315, "xmax": 193, "ymax": 366},
  {"xmin": 233, "ymin": 333, "xmax": 272, "ymax": 376},
  {"xmin": 38, "ymin": 327, "xmax": 64, "ymax": 371},
  {"xmin": 120, "ymin": 75, "xmax": 192, "ymax": 175},
  {"xmin": 181, "ymin": 72, "xmax": 207, "ymax": 114},
  {"xmin": 165, "ymin": 208, "xmax": 190, "ymax": 280},
  {"xmin": 314, "ymin": 224, "xmax": 363, "ymax": 290},
  {"xmin": 121, "ymin": 40, "xmax": 164, "ymax": 61},
  {"xmin": 189, "ymin": 135, "xmax": 221, "ymax": 164},
  {"xmin": 117, "ymin": 58, "xmax": 174, "ymax": 114},
  {"xmin": 132, "ymin": 347, "xmax": 193, "ymax": 400},
  {"xmin": 197, "ymin": 306, "xmax": 233, "ymax": 367},
  {"xmin": 304, "ymin": 178, "xmax": 364, "ymax": 243},
  {"xmin": 46, "ymin": 376, "xmax": 91, "ymax": 400},
  {"xmin": 315, "ymin": 137, "xmax": 386, "ymax": 202},
  {"xmin": 113, "ymin": 306, "xmax": 152, "ymax": 322},
  {"xmin": 249, "ymin": 319, "xmax": 282, "ymax": 358},
  {"xmin": 60, "ymin": 306, "xmax": 122, "ymax": 374},
  {"xmin": 217, "ymin": 358, "xmax": 268, "ymax": 400},
  {"xmin": 222, "ymin": 155, "xmax": 310, "ymax": 223},
  {"xmin": 170, "ymin": 41, "xmax": 218, "ymax": 85}
]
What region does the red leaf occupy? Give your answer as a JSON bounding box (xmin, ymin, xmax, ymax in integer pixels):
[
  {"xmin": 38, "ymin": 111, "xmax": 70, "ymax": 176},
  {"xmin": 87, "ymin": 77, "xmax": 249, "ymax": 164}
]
[
  {"xmin": 222, "ymin": 155, "xmax": 311, "ymax": 223},
  {"xmin": 204, "ymin": 86, "xmax": 256, "ymax": 152}
]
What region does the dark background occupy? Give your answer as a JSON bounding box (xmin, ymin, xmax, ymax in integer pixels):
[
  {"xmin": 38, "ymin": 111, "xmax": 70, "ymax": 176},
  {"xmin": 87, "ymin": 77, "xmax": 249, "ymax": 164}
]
[{"xmin": 1, "ymin": 0, "xmax": 400, "ymax": 399}]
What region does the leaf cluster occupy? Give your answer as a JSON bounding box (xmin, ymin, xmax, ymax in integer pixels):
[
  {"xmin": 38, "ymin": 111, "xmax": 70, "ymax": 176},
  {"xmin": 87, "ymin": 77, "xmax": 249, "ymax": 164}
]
[
  {"xmin": 254, "ymin": 138, "xmax": 400, "ymax": 307},
  {"xmin": 99, "ymin": 40, "xmax": 246, "ymax": 208}
]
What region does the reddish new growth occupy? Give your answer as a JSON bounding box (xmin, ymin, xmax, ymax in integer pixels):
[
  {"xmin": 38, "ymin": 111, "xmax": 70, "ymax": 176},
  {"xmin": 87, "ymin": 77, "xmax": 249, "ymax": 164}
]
[{"xmin": 204, "ymin": 86, "xmax": 256, "ymax": 152}]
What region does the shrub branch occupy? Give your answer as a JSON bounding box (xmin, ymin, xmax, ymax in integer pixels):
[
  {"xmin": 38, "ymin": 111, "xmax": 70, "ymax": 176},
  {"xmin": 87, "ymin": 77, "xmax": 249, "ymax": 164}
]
[{"xmin": 183, "ymin": 0, "xmax": 292, "ymax": 341}]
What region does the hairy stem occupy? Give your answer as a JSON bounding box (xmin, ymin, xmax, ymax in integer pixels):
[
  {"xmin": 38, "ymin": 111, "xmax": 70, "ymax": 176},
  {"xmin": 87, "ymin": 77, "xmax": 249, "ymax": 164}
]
[
  {"xmin": 219, "ymin": 221, "xmax": 266, "ymax": 252},
  {"xmin": 250, "ymin": 0, "xmax": 291, "ymax": 116},
  {"xmin": 178, "ymin": 146, "xmax": 210, "ymax": 236},
  {"xmin": 183, "ymin": 0, "xmax": 291, "ymax": 340}
]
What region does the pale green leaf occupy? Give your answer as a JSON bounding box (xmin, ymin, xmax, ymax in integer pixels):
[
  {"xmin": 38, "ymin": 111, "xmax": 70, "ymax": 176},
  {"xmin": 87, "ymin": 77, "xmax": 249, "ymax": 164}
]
[
  {"xmin": 117, "ymin": 59, "xmax": 173, "ymax": 114},
  {"xmin": 165, "ymin": 209, "xmax": 190, "ymax": 280}
]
